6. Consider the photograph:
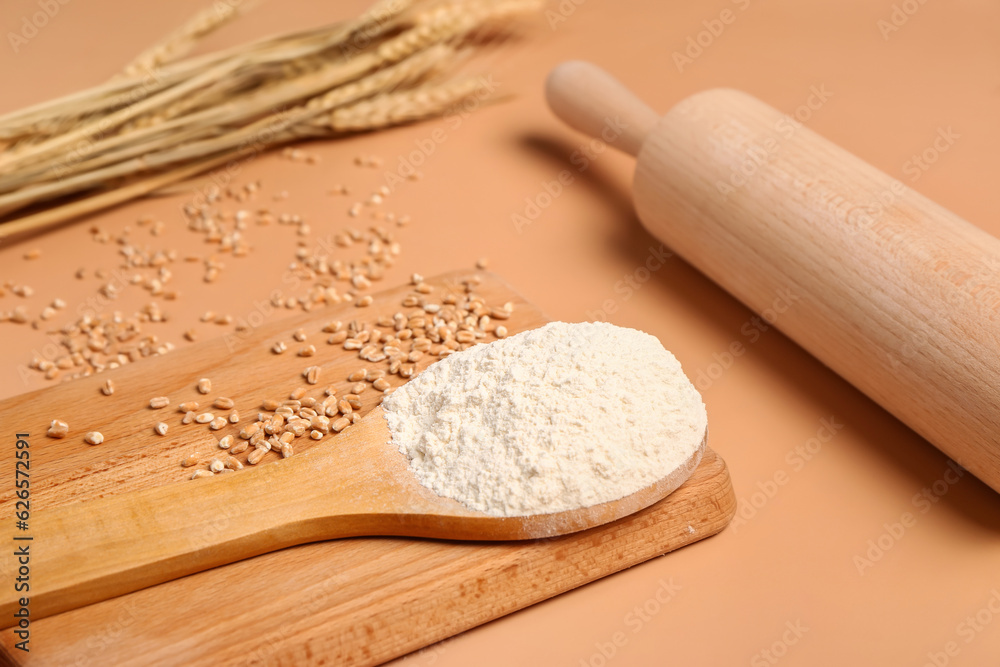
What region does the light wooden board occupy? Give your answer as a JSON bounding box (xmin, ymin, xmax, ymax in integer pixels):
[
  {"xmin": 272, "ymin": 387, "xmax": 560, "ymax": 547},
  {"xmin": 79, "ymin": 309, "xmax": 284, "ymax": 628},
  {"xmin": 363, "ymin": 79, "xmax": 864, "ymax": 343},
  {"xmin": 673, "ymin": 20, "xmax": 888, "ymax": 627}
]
[{"xmin": 0, "ymin": 270, "xmax": 735, "ymax": 666}]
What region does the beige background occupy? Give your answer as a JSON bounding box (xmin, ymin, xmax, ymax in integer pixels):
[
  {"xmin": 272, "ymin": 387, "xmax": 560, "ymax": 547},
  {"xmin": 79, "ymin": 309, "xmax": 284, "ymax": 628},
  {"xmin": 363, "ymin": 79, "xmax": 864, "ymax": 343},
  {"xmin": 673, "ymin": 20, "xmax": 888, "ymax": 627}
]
[{"xmin": 2, "ymin": 0, "xmax": 1000, "ymax": 665}]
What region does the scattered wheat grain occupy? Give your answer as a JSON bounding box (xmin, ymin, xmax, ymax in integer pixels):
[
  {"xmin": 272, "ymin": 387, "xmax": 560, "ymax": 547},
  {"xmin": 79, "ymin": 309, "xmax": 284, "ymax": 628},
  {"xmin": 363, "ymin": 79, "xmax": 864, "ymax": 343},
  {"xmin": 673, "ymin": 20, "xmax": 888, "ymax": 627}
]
[{"xmin": 47, "ymin": 419, "xmax": 69, "ymax": 438}]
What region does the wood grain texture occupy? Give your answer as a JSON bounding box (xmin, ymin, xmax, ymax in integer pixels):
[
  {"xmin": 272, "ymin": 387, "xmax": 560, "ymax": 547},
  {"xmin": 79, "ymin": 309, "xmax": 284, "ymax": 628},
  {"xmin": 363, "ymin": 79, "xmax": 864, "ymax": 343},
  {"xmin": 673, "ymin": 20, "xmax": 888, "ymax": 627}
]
[
  {"xmin": 0, "ymin": 270, "xmax": 735, "ymax": 665},
  {"xmin": 0, "ymin": 451, "xmax": 732, "ymax": 667},
  {"xmin": 0, "ymin": 412, "xmax": 705, "ymax": 623},
  {"xmin": 633, "ymin": 89, "xmax": 1000, "ymax": 492},
  {"xmin": 0, "ymin": 271, "xmax": 534, "ymax": 513},
  {"xmin": 546, "ymin": 62, "xmax": 1000, "ymax": 493},
  {"xmin": 544, "ymin": 60, "xmax": 658, "ymax": 156}
]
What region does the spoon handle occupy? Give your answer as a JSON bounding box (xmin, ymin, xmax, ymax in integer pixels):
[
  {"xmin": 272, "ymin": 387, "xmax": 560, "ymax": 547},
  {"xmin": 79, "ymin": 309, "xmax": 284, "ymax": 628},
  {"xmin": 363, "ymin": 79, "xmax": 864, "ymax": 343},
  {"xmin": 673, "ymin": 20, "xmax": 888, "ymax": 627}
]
[{"xmin": 0, "ymin": 413, "xmax": 400, "ymax": 622}]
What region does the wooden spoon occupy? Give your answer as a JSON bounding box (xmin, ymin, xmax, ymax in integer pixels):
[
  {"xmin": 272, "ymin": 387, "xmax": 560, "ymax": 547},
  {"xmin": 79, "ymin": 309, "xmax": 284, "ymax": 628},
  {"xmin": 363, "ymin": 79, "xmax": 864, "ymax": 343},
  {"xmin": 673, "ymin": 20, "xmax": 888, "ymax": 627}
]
[{"xmin": 0, "ymin": 406, "xmax": 704, "ymax": 622}]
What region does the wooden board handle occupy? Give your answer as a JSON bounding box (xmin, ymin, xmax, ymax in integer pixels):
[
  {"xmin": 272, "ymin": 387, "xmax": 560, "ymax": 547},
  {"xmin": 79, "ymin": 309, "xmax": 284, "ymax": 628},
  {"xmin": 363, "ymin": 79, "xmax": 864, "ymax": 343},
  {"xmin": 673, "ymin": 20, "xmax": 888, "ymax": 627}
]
[
  {"xmin": 545, "ymin": 61, "xmax": 658, "ymax": 157},
  {"xmin": 547, "ymin": 62, "xmax": 1000, "ymax": 494}
]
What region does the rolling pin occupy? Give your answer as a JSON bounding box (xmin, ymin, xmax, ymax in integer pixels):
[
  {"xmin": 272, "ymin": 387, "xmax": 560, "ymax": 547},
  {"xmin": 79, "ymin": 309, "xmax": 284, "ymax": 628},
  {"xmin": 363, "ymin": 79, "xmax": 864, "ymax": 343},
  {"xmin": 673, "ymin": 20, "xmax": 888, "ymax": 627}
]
[{"xmin": 546, "ymin": 61, "xmax": 1000, "ymax": 493}]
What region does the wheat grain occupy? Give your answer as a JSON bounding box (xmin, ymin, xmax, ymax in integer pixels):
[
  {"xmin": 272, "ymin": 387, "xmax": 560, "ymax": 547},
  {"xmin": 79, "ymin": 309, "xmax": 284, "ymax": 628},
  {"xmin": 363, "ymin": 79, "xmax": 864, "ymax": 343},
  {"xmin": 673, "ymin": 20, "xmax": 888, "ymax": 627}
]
[{"xmin": 47, "ymin": 419, "xmax": 69, "ymax": 438}]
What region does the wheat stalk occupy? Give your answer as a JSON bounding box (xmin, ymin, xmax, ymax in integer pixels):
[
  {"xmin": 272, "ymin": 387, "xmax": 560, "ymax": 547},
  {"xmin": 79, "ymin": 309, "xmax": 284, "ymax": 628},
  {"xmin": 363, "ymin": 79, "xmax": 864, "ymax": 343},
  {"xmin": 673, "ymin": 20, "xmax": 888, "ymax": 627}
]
[
  {"xmin": 120, "ymin": 0, "xmax": 263, "ymax": 78},
  {"xmin": 0, "ymin": 57, "xmax": 247, "ymax": 176},
  {"xmin": 0, "ymin": 0, "xmax": 412, "ymax": 139},
  {"xmin": 0, "ymin": 151, "xmax": 243, "ymax": 239},
  {"xmin": 325, "ymin": 77, "xmax": 489, "ymax": 132},
  {"xmin": 0, "ymin": 0, "xmax": 539, "ymax": 236},
  {"xmin": 2, "ymin": 75, "xmax": 493, "ymax": 235},
  {"xmin": 0, "ymin": 45, "xmax": 459, "ymax": 215},
  {"xmin": 0, "ymin": 4, "xmax": 375, "ymax": 139},
  {"xmin": 0, "ymin": 3, "xmax": 491, "ymax": 200}
]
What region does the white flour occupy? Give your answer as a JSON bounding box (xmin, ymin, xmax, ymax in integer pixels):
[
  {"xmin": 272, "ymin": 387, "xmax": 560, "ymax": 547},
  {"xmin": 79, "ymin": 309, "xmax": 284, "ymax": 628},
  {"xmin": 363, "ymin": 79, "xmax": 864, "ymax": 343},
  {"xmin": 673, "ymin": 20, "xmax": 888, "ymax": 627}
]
[{"xmin": 382, "ymin": 321, "xmax": 707, "ymax": 517}]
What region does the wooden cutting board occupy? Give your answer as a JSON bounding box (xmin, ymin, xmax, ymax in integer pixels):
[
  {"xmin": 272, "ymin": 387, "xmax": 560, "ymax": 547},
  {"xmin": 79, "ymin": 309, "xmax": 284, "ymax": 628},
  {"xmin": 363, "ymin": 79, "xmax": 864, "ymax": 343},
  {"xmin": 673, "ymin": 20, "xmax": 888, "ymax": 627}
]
[{"xmin": 0, "ymin": 270, "xmax": 735, "ymax": 666}]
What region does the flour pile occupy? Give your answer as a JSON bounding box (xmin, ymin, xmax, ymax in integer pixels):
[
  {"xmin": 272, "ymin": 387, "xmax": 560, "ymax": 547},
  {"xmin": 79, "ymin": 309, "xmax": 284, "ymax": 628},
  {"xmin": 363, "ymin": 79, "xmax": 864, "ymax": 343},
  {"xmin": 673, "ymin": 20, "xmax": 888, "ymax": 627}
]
[{"xmin": 382, "ymin": 321, "xmax": 707, "ymax": 517}]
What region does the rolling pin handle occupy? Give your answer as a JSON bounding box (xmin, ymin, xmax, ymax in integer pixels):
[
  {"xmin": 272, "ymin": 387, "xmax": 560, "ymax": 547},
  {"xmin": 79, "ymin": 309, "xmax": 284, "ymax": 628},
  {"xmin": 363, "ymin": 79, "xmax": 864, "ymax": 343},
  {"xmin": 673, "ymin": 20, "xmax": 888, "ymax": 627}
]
[{"xmin": 545, "ymin": 61, "xmax": 659, "ymax": 157}]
